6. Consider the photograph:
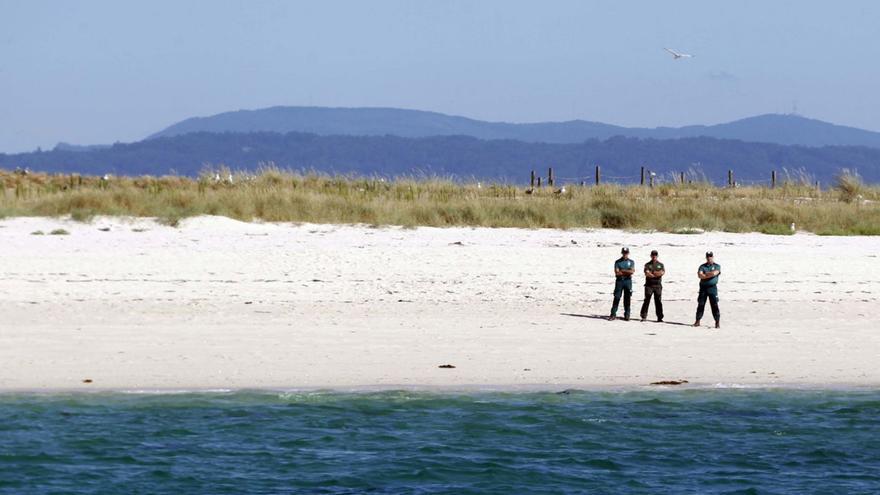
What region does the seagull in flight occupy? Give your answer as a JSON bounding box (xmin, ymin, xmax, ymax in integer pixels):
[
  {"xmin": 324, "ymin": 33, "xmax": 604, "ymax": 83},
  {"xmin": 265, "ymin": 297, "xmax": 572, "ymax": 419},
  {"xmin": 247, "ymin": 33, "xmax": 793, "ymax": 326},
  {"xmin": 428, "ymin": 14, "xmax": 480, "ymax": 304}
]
[{"xmin": 664, "ymin": 48, "xmax": 693, "ymax": 60}]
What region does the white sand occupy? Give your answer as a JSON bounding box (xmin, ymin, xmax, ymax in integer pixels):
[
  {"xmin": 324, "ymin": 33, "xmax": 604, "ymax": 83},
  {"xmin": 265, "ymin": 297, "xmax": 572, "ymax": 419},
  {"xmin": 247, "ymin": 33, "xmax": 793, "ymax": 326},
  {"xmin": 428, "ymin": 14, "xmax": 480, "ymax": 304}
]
[{"xmin": 0, "ymin": 216, "xmax": 877, "ymax": 391}]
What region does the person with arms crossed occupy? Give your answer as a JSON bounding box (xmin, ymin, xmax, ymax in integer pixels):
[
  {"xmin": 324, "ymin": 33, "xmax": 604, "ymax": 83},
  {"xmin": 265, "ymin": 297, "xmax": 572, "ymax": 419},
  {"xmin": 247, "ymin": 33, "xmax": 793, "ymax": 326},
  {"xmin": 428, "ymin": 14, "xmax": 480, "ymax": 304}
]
[
  {"xmin": 609, "ymin": 247, "xmax": 635, "ymax": 321},
  {"xmin": 694, "ymin": 251, "xmax": 721, "ymax": 329},
  {"xmin": 640, "ymin": 249, "xmax": 665, "ymax": 322}
]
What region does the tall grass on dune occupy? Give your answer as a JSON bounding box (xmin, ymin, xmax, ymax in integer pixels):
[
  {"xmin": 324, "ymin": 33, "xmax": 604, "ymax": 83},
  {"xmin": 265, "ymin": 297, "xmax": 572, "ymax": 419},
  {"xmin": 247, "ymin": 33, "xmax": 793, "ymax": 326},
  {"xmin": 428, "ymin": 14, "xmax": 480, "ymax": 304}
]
[
  {"xmin": 835, "ymin": 168, "xmax": 864, "ymax": 203},
  {"xmin": 1, "ymin": 167, "xmax": 879, "ymax": 235}
]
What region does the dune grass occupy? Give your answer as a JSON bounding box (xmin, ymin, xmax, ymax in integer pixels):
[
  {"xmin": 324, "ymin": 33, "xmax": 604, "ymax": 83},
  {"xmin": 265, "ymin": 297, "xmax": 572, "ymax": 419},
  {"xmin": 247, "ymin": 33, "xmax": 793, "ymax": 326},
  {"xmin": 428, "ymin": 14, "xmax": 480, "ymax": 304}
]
[{"xmin": 1, "ymin": 168, "xmax": 878, "ymax": 235}]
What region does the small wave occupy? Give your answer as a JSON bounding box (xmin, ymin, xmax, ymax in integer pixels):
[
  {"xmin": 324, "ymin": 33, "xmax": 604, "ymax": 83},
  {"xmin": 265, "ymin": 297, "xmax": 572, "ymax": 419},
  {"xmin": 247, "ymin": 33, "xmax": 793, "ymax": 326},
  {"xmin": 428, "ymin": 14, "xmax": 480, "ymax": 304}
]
[
  {"xmin": 584, "ymin": 458, "xmax": 623, "ymax": 470},
  {"xmin": 120, "ymin": 388, "xmax": 236, "ymax": 395},
  {"xmin": 710, "ymin": 383, "xmax": 764, "ymax": 389}
]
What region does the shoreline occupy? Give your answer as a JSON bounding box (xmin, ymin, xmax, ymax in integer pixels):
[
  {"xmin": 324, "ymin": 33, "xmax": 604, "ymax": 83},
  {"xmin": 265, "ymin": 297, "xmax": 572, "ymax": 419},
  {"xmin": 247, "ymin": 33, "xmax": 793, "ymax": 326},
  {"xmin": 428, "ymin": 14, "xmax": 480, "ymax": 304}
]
[
  {"xmin": 2, "ymin": 216, "xmax": 878, "ymax": 391},
  {"xmin": 3, "ymin": 382, "xmax": 880, "ymax": 396}
]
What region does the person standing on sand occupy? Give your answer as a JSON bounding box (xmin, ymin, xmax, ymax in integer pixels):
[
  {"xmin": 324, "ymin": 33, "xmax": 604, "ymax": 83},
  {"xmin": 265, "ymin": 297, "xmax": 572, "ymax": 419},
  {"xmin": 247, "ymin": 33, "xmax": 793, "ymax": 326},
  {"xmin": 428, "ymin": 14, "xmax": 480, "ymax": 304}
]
[
  {"xmin": 609, "ymin": 247, "xmax": 635, "ymax": 321},
  {"xmin": 640, "ymin": 250, "xmax": 665, "ymax": 322},
  {"xmin": 694, "ymin": 251, "xmax": 721, "ymax": 329}
]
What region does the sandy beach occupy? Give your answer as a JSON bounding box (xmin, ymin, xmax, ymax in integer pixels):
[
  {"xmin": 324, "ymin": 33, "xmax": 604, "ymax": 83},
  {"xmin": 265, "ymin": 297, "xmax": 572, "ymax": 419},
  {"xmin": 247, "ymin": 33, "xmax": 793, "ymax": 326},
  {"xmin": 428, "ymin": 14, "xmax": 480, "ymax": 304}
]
[{"xmin": 0, "ymin": 216, "xmax": 877, "ymax": 391}]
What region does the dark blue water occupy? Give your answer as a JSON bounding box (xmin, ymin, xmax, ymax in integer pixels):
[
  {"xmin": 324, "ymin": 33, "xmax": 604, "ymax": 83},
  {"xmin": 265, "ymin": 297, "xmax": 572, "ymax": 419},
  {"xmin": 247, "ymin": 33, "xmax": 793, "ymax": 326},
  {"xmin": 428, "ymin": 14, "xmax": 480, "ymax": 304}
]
[{"xmin": 1, "ymin": 389, "xmax": 879, "ymax": 494}]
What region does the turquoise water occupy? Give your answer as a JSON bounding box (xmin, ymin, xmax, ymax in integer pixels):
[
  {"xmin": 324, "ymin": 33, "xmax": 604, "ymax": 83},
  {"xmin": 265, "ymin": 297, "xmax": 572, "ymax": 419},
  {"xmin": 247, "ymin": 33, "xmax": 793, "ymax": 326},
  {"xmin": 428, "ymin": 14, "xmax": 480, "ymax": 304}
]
[{"xmin": 1, "ymin": 389, "xmax": 879, "ymax": 494}]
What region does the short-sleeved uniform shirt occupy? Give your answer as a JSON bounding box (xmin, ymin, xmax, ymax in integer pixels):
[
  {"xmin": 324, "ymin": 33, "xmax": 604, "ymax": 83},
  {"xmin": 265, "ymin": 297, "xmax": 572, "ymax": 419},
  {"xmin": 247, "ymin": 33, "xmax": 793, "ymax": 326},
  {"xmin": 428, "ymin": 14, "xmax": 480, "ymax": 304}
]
[
  {"xmin": 699, "ymin": 262, "xmax": 721, "ymax": 292},
  {"xmin": 615, "ymin": 258, "xmax": 635, "ymax": 280},
  {"xmin": 644, "ymin": 260, "xmax": 664, "ymax": 287}
]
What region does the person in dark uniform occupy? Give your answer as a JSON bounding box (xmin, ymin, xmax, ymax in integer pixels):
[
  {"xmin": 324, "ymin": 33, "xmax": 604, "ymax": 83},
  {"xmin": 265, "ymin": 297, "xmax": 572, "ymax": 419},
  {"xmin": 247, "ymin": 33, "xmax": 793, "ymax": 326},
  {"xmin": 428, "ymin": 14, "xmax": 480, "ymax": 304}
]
[
  {"xmin": 694, "ymin": 251, "xmax": 721, "ymax": 329},
  {"xmin": 640, "ymin": 250, "xmax": 665, "ymax": 322},
  {"xmin": 609, "ymin": 247, "xmax": 635, "ymax": 321}
]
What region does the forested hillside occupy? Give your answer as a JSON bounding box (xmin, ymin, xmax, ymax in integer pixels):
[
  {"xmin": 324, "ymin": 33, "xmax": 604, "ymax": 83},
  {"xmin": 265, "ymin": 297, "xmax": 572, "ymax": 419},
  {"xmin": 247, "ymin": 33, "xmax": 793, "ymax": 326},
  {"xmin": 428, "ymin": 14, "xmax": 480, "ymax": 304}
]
[{"xmin": 3, "ymin": 132, "xmax": 879, "ymax": 184}]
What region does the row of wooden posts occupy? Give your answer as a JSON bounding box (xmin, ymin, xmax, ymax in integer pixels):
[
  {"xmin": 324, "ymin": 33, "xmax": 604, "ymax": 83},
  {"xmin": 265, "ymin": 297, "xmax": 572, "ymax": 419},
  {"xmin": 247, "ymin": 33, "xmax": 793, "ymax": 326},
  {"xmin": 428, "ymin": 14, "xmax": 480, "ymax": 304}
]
[{"xmin": 529, "ymin": 167, "xmax": 820, "ymax": 190}]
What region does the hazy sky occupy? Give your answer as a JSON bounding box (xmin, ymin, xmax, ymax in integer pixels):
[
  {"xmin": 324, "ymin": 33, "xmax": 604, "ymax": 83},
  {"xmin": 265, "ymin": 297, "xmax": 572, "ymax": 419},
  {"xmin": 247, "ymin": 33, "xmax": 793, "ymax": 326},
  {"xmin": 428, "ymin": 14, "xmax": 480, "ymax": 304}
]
[{"xmin": 2, "ymin": 0, "xmax": 879, "ymax": 152}]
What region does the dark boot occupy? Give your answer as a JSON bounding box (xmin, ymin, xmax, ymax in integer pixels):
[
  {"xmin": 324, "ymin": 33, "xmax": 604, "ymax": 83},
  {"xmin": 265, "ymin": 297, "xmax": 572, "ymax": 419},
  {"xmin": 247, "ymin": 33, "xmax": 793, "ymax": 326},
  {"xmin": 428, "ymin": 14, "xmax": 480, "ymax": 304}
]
[{"xmin": 693, "ymin": 320, "xmax": 701, "ymax": 327}]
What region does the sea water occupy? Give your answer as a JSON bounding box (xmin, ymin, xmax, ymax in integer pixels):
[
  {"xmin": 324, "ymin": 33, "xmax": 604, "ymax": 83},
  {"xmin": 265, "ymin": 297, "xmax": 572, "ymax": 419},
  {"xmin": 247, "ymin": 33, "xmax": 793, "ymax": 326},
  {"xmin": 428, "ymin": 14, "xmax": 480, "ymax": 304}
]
[{"xmin": 1, "ymin": 389, "xmax": 878, "ymax": 494}]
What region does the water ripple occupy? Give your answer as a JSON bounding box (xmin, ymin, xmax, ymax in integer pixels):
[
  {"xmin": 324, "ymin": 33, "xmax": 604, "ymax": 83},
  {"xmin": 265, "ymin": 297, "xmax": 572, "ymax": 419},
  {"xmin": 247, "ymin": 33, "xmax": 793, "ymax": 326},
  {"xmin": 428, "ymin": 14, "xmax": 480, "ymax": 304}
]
[{"xmin": 1, "ymin": 389, "xmax": 879, "ymax": 493}]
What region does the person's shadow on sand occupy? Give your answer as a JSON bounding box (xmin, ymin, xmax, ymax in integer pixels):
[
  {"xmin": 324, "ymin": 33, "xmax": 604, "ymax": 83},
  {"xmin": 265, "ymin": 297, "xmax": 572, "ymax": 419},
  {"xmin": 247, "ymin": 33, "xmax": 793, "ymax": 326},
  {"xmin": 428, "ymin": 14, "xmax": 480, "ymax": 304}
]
[{"xmin": 560, "ymin": 313, "xmax": 691, "ymax": 327}]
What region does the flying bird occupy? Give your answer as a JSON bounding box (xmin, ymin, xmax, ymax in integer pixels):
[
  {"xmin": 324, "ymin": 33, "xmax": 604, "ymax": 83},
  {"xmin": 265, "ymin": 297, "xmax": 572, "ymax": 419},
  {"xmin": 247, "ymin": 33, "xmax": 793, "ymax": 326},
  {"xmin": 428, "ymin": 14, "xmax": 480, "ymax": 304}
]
[{"xmin": 664, "ymin": 48, "xmax": 693, "ymax": 60}]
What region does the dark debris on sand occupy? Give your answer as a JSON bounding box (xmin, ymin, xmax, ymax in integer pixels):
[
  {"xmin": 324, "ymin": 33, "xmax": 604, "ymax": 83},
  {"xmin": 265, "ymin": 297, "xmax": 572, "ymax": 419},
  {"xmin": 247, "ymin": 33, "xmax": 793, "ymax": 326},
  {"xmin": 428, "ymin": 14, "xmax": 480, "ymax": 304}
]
[{"xmin": 650, "ymin": 380, "xmax": 689, "ymax": 386}]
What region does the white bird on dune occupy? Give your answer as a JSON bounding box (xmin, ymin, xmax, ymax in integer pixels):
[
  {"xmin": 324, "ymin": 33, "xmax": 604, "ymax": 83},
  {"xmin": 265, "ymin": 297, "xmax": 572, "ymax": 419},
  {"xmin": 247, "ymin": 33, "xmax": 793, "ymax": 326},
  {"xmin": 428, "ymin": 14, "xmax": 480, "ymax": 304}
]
[{"xmin": 664, "ymin": 48, "xmax": 693, "ymax": 60}]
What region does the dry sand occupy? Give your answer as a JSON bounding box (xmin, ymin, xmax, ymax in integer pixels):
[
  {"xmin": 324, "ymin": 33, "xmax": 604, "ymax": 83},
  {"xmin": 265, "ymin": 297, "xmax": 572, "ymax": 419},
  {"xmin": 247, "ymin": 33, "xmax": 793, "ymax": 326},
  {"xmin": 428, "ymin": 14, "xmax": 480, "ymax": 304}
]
[{"xmin": 0, "ymin": 216, "xmax": 877, "ymax": 391}]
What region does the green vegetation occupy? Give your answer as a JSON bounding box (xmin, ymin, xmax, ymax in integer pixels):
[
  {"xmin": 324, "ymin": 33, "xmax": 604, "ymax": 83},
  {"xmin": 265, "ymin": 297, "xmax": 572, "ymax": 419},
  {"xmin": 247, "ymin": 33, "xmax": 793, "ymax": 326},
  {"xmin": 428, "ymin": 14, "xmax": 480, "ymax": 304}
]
[{"xmin": 2, "ymin": 168, "xmax": 878, "ymax": 235}]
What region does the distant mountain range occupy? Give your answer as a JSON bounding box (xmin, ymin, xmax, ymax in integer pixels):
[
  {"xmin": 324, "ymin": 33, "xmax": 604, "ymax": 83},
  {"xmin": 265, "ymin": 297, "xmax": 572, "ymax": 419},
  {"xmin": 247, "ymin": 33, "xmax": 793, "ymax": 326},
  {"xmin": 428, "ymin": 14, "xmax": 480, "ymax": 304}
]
[
  {"xmin": 2, "ymin": 106, "xmax": 879, "ymax": 184},
  {"xmin": 148, "ymin": 106, "xmax": 880, "ymax": 149},
  {"xmin": 5, "ymin": 132, "xmax": 879, "ymax": 184}
]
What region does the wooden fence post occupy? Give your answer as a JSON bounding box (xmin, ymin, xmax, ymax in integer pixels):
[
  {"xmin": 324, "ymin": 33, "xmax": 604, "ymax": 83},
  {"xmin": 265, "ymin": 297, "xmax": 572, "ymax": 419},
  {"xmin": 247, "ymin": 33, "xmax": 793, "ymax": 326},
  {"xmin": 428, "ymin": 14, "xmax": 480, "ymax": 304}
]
[
  {"xmin": 728, "ymin": 170, "xmax": 734, "ymax": 187},
  {"xmin": 530, "ymin": 170, "xmax": 535, "ymax": 188},
  {"xmin": 595, "ymin": 165, "xmax": 601, "ymax": 186},
  {"xmin": 680, "ymin": 172, "xmax": 685, "ymax": 185},
  {"xmin": 771, "ymin": 170, "xmax": 777, "ymax": 189},
  {"xmin": 537, "ymin": 177, "xmax": 542, "ymax": 187},
  {"xmin": 548, "ymin": 167, "xmax": 554, "ymax": 187},
  {"xmin": 640, "ymin": 166, "xmax": 646, "ymax": 186}
]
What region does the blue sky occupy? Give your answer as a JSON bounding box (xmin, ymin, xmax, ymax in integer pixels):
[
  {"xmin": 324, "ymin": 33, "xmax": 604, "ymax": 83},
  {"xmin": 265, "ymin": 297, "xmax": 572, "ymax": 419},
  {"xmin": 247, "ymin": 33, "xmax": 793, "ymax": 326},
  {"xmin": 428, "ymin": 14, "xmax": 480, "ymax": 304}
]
[{"xmin": 2, "ymin": 0, "xmax": 879, "ymax": 152}]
